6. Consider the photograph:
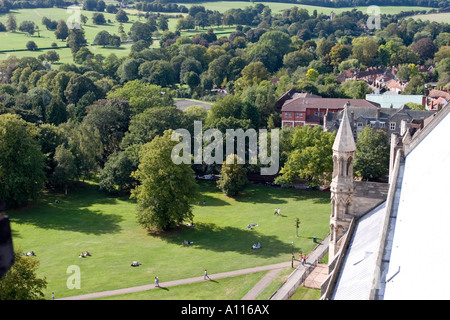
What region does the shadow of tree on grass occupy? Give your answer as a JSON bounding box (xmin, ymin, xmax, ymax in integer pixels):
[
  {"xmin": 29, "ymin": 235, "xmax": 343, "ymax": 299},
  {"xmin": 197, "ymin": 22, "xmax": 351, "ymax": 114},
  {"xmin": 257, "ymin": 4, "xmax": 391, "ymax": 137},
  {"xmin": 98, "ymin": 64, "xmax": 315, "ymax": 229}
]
[
  {"xmin": 234, "ymin": 185, "xmax": 331, "ymax": 205},
  {"xmin": 8, "ymin": 183, "xmax": 124, "ymax": 235},
  {"xmin": 155, "ymin": 222, "xmax": 293, "ymax": 257}
]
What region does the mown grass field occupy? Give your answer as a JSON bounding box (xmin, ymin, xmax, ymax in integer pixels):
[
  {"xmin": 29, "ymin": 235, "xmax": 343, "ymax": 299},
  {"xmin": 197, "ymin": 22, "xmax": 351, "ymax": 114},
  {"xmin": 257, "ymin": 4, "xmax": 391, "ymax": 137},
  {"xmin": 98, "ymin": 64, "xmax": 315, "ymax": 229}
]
[
  {"xmin": 0, "ymin": 7, "xmax": 135, "ymax": 63},
  {"xmin": 411, "ymin": 12, "xmax": 450, "ymax": 23},
  {"xmin": 7, "ymin": 180, "xmax": 331, "ymax": 299},
  {"xmin": 178, "ymin": 1, "xmax": 432, "ymax": 15},
  {"xmin": 0, "ymin": 7, "xmax": 235, "ymax": 63},
  {"xmin": 0, "ymin": 3, "xmax": 434, "ymax": 64}
]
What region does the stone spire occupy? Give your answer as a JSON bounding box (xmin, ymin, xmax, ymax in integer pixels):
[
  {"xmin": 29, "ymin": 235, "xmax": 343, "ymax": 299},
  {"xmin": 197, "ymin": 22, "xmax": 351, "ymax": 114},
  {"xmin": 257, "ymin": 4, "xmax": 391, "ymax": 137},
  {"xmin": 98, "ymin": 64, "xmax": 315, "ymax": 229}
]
[
  {"xmin": 332, "ymin": 103, "xmax": 356, "ymax": 153},
  {"xmin": 329, "ymin": 103, "xmax": 356, "ymax": 262}
]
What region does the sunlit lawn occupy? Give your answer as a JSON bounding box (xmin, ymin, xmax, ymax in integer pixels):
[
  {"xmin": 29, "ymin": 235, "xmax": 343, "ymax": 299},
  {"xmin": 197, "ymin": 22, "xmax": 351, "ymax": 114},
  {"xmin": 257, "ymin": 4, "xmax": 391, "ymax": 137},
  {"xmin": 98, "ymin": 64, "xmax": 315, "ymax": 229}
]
[
  {"xmin": 7, "ymin": 180, "xmax": 330, "ymax": 299},
  {"xmin": 0, "ymin": 7, "xmax": 235, "ymax": 64},
  {"xmin": 178, "ymin": 1, "xmax": 432, "ymax": 15}
]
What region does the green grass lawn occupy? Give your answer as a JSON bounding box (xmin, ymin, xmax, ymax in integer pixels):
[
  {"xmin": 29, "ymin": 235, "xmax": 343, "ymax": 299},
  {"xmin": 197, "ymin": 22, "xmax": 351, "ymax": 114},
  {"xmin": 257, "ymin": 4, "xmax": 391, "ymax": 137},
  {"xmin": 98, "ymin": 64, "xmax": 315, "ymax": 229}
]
[
  {"xmin": 0, "ymin": 7, "xmax": 236, "ymax": 64},
  {"xmin": 178, "ymin": 1, "xmax": 432, "ymax": 15},
  {"xmin": 0, "ymin": 3, "xmax": 434, "ymax": 64},
  {"xmin": 0, "ymin": 7, "xmax": 138, "ymax": 63},
  {"xmin": 7, "ymin": 180, "xmax": 331, "ymax": 299},
  {"xmin": 96, "ymin": 270, "xmax": 270, "ymax": 300},
  {"xmin": 411, "ymin": 12, "xmax": 450, "ymax": 23},
  {"xmin": 289, "ymin": 285, "xmax": 321, "ymax": 300}
]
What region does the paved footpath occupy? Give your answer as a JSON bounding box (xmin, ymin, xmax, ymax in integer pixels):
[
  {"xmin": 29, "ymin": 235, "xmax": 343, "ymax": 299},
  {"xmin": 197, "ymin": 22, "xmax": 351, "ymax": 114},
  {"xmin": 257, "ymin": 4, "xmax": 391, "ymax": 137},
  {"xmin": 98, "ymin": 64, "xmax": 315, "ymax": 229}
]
[
  {"xmin": 57, "ymin": 261, "xmax": 298, "ymax": 300},
  {"xmin": 58, "ymin": 236, "xmax": 329, "ymax": 301},
  {"xmin": 270, "ymin": 235, "xmax": 329, "ymax": 300}
]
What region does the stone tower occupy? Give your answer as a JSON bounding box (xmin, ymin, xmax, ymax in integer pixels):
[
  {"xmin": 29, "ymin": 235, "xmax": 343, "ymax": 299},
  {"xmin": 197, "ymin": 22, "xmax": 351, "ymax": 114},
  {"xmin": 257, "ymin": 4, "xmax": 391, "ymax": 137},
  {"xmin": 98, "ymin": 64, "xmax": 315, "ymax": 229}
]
[{"xmin": 329, "ymin": 104, "xmax": 356, "ymax": 262}]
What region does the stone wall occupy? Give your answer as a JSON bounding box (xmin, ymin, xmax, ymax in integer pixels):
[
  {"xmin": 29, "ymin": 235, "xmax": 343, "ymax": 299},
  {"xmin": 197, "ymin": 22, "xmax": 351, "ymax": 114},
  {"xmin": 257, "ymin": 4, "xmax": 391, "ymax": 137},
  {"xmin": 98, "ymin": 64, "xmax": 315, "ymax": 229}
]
[{"xmin": 353, "ymin": 181, "xmax": 389, "ymax": 218}]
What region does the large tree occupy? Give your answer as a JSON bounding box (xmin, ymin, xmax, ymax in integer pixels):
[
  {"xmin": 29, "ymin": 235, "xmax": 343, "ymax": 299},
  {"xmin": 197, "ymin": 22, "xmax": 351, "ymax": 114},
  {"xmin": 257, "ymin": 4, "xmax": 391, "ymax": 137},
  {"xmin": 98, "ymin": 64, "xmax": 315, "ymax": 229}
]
[
  {"xmin": 0, "ymin": 114, "xmax": 45, "ymax": 208},
  {"xmin": 275, "ymin": 125, "xmax": 335, "ymax": 187},
  {"xmin": 351, "ymin": 36, "xmax": 378, "ymax": 67},
  {"xmin": 6, "ymin": 13, "xmax": 16, "ymax": 32},
  {"xmin": 18, "ymin": 20, "xmax": 35, "ymax": 36},
  {"xmin": 99, "ymin": 149, "xmax": 136, "ymax": 194},
  {"xmin": 0, "ymin": 250, "xmax": 47, "ymax": 300},
  {"xmin": 67, "ymin": 28, "xmax": 87, "ymax": 54},
  {"xmin": 217, "ymin": 154, "xmax": 248, "ymax": 197},
  {"xmin": 354, "ymin": 126, "xmax": 389, "ymax": 181},
  {"xmin": 93, "ymin": 30, "xmax": 111, "ymax": 47},
  {"xmin": 54, "ymin": 19, "xmax": 69, "ymax": 41},
  {"xmin": 59, "ymin": 121, "xmax": 103, "ymax": 181},
  {"xmin": 131, "ymin": 130, "xmax": 198, "ymax": 231},
  {"xmin": 50, "ymin": 144, "xmax": 77, "ymax": 195},
  {"xmin": 115, "ymin": 9, "xmax": 129, "ymax": 23},
  {"xmin": 82, "ymin": 98, "xmax": 131, "ymax": 157},
  {"xmin": 107, "ymin": 80, "xmax": 174, "ymax": 115},
  {"xmin": 120, "ymin": 106, "xmax": 187, "ymax": 149},
  {"xmin": 129, "ymin": 21, "xmax": 153, "ymax": 44}
]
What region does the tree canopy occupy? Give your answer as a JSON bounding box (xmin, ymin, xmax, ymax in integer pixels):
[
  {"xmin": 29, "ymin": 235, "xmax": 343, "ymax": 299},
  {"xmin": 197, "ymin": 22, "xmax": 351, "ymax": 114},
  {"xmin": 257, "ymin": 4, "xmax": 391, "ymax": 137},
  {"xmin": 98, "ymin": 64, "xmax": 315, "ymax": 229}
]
[
  {"xmin": 0, "ymin": 114, "xmax": 45, "ymax": 208},
  {"xmin": 276, "ymin": 126, "xmax": 335, "ymax": 187},
  {"xmin": 131, "ymin": 130, "xmax": 198, "ymax": 231},
  {"xmin": 354, "ymin": 126, "xmax": 390, "ymax": 181}
]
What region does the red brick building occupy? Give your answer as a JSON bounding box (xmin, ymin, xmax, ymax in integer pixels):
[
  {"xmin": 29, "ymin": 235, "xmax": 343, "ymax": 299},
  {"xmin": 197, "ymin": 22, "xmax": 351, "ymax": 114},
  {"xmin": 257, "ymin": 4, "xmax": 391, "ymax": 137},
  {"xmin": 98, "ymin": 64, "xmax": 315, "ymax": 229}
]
[{"xmin": 281, "ymin": 94, "xmax": 379, "ymax": 128}]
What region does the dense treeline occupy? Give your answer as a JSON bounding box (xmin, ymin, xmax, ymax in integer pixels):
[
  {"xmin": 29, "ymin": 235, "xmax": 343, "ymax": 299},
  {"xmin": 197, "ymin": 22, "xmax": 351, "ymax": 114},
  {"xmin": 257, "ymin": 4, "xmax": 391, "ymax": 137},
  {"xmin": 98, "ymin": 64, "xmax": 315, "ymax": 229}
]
[
  {"xmin": 135, "ymin": 2, "xmax": 189, "ymax": 13},
  {"xmin": 0, "ymin": 3, "xmax": 449, "ymax": 210},
  {"xmin": 163, "ymin": 0, "xmax": 450, "ymax": 9},
  {"xmin": 0, "ymin": 0, "xmax": 75, "ymax": 12},
  {"xmin": 296, "ymin": 0, "xmax": 449, "ymax": 9}
]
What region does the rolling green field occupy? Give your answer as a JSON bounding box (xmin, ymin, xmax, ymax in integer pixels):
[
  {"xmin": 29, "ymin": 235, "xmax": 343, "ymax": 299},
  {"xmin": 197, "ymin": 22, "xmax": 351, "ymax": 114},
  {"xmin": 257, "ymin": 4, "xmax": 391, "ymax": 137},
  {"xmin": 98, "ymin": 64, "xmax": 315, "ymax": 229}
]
[
  {"xmin": 7, "ymin": 180, "xmax": 331, "ymax": 299},
  {"xmin": 411, "ymin": 12, "xmax": 450, "ymax": 23},
  {"xmin": 0, "ymin": 7, "xmax": 236, "ymax": 63},
  {"xmin": 0, "ymin": 3, "xmax": 435, "ymax": 64},
  {"xmin": 0, "ymin": 7, "xmax": 136, "ymax": 63},
  {"xmin": 179, "ymin": 1, "xmax": 432, "ymax": 15}
]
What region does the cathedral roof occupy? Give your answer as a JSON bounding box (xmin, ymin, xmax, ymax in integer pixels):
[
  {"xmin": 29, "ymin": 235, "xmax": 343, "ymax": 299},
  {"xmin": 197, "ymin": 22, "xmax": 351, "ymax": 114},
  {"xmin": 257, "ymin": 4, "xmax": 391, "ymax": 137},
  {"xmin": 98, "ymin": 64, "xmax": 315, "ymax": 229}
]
[
  {"xmin": 332, "ymin": 104, "xmax": 356, "ymax": 153},
  {"xmin": 328, "ymin": 101, "xmax": 450, "ymax": 300}
]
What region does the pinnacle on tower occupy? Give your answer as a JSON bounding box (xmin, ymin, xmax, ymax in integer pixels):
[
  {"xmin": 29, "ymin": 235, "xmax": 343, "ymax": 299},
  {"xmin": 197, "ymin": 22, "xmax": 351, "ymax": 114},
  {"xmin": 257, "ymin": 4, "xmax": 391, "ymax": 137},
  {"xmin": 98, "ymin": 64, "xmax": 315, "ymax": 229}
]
[{"xmin": 332, "ymin": 103, "xmax": 356, "ymax": 153}]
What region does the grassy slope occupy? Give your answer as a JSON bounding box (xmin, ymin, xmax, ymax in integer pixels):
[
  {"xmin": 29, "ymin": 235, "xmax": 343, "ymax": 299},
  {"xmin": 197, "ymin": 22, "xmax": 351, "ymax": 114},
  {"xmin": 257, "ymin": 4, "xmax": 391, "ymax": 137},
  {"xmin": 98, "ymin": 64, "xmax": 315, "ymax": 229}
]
[
  {"xmin": 8, "ymin": 180, "xmax": 331, "ymax": 299},
  {"xmin": 178, "ymin": 1, "xmax": 432, "ymax": 14},
  {"xmin": 0, "ymin": 3, "xmax": 434, "ymax": 63}
]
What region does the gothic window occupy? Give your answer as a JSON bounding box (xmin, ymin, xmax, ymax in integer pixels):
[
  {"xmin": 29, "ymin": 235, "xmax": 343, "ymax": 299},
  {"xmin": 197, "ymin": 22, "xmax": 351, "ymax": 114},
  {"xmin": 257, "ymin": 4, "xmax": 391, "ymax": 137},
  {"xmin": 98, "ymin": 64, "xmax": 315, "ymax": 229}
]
[
  {"xmin": 345, "ymin": 201, "xmax": 351, "ymax": 215},
  {"xmin": 333, "ymin": 156, "xmax": 338, "ymax": 178},
  {"xmin": 346, "ymin": 156, "xmax": 353, "ymax": 177},
  {"xmin": 331, "ymin": 199, "xmax": 335, "ymax": 217},
  {"xmin": 339, "ymin": 157, "xmax": 345, "ymax": 176}
]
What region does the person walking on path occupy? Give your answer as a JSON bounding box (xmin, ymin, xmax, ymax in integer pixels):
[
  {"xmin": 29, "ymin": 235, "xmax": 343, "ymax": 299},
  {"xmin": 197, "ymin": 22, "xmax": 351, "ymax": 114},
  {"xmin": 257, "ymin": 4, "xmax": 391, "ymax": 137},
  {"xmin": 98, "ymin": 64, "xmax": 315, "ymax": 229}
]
[
  {"xmin": 204, "ymin": 269, "xmax": 210, "ymax": 280},
  {"xmin": 155, "ymin": 276, "xmax": 160, "ymax": 287}
]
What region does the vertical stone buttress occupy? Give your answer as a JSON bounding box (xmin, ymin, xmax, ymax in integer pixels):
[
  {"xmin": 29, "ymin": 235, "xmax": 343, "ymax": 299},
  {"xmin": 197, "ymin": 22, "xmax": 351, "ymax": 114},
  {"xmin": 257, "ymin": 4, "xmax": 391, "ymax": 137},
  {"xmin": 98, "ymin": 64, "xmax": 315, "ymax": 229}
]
[{"xmin": 329, "ymin": 104, "xmax": 356, "ymax": 262}]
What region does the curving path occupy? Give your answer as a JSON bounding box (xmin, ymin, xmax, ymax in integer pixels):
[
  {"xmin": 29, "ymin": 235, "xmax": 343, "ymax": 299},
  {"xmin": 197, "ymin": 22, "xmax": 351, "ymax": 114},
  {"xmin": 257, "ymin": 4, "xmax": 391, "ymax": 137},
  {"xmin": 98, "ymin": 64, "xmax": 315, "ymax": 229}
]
[
  {"xmin": 57, "ymin": 261, "xmax": 297, "ymax": 300},
  {"xmin": 58, "ymin": 236, "xmax": 329, "ymax": 300}
]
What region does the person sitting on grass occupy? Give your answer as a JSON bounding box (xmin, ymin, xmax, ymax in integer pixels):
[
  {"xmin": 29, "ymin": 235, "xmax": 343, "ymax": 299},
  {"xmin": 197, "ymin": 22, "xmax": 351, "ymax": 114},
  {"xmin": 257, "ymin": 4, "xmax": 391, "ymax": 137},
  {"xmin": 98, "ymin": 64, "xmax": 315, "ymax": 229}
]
[
  {"xmin": 183, "ymin": 240, "xmax": 194, "ymax": 245},
  {"xmin": 79, "ymin": 252, "xmax": 86, "ymax": 258},
  {"xmin": 131, "ymin": 261, "xmax": 141, "ymax": 267},
  {"xmin": 252, "ymin": 242, "xmax": 261, "ymax": 249}
]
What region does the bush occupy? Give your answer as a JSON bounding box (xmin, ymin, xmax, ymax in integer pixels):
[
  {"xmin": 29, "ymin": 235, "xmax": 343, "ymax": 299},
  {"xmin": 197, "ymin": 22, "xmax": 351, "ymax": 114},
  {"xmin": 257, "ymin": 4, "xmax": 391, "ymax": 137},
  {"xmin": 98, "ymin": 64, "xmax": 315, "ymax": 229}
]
[{"xmin": 26, "ymin": 40, "xmax": 38, "ymax": 51}]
